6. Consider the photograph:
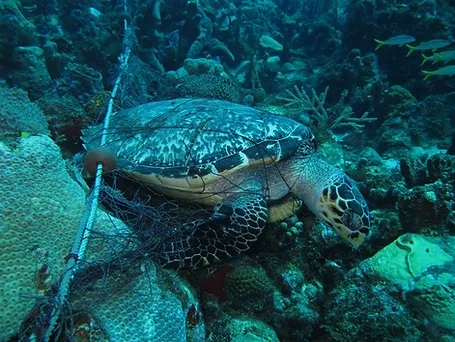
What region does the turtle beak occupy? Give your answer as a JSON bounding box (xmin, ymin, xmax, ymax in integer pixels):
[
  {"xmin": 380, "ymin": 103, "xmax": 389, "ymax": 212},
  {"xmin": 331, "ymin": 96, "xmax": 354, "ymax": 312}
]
[{"xmin": 318, "ymin": 176, "xmax": 371, "ymax": 248}]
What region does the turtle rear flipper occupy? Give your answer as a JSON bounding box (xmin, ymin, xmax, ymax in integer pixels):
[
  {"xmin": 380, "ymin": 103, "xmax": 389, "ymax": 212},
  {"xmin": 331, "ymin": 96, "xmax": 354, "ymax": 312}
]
[{"xmin": 159, "ymin": 192, "xmax": 268, "ymax": 269}]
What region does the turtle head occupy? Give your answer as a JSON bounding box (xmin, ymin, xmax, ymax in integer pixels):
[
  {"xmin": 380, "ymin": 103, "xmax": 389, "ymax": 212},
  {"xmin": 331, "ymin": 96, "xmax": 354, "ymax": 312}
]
[
  {"xmin": 294, "ymin": 158, "xmax": 371, "ymax": 248},
  {"xmin": 316, "ymin": 174, "xmax": 371, "ymax": 248}
]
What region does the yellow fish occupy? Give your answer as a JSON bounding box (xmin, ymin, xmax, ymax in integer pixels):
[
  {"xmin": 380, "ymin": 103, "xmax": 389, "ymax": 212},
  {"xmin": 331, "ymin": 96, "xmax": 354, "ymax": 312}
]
[
  {"xmin": 422, "ymin": 65, "xmax": 455, "ymax": 80},
  {"xmin": 406, "ymin": 39, "xmax": 451, "ymax": 57},
  {"xmin": 374, "ymin": 35, "xmax": 415, "ymax": 50}
]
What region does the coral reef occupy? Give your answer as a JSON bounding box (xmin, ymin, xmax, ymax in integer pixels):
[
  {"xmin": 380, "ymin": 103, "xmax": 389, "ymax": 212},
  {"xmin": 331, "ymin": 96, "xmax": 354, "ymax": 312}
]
[
  {"xmin": 0, "ymin": 135, "xmax": 93, "ymax": 340},
  {"xmin": 357, "ymin": 234, "xmax": 455, "ymax": 331},
  {"xmin": 0, "ymin": 81, "xmax": 49, "ymax": 141},
  {"xmin": 72, "ymin": 263, "xmax": 205, "ymax": 341},
  {"xmin": 2, "ymin": 0, "xmax": 455, "ymax": 340},
  {"xmin": 176, "ymin": 74, "xmax": 240, "ymax": 102},
  {"xmin": 224, "ymin": 265, "xmax": 274, "ymax": 313},
  {"xmin": 324, "ymin": 281, "xmax": 425, "ymax": 341},
  {"xmin": 9, "ymin": 46, "xmax": 52, "ymax": 99},
  {"xmin": 397, "ymin": 182, "xmax": 452, "ymax": 234},
  {"xmin": 226, "ymin": 317, "xmax": 279, "ymax": 342},
  {"xmin": 0, "ymin": 135, "xmax": 205, "ymax": 341}
]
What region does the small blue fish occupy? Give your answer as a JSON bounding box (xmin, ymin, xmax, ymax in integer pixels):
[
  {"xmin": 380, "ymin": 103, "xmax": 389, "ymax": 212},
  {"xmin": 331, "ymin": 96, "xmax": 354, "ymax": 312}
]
[
  {"xmin": 422, "ymin": 65, "xmax": 455, "ymax": 80},
  {"xmin": 421, "ymin": 53, "xmax": 441, "ymax": 66},
  {"xmin": 406, "ymin": 39, "xmax": 451, "ymax": 56},
  {"xmin": 430, "ymin": 50, "xmax": 455, "ymax": 64},
  {"xmin": 374, "ymin": 35, "xmax": 416, "ymax": 50}
]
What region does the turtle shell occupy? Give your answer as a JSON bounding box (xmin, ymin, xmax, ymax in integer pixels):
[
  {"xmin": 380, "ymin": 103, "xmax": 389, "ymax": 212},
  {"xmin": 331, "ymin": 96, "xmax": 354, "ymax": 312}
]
[{"xmin": 82, "ymin": 98, "xmax": 313, "ymax": 191}]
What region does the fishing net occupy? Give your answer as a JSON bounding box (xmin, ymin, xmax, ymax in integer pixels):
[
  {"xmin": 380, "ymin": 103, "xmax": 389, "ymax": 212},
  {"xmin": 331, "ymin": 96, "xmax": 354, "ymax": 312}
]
[
  {"xmin": 11, "ymin": 173, "xmax": 209, "ymax": 341},
  {"xmin": 115, "ymin": 55, "xmax": 171, "ymax": 108},
  {"xmin": 4, "ymin": 1, "xmax": 207, "ymax": 341},
  {"xmin": 2, "ymin": 0, "xmax": 307, "ymax": 340}
]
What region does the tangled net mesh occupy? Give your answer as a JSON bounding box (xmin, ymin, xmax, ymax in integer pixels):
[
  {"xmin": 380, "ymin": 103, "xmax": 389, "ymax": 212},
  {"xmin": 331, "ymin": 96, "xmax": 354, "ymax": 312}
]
[
  {"xmin": 9, "ymin": 2, "xmax": 210, "ymax": 341},
  {"xmin": 115, "ymin": 55, "xmax": 172, "ymax": 108},
  {"xmin": 13, "ymin": 164, "xmax": 216, "ymax": 340},
  {"xmin": 13, "ymin": 106, "xmax": 288, "ymax": 340},
  {"xmin": 9, "ymin": 0, "xmax": 300, "ymax": 340}
]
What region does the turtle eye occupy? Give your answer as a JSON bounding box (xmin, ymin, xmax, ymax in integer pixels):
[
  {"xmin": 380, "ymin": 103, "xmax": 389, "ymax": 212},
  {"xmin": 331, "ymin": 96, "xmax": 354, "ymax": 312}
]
[
  {"xmin": 310, "ymin": 135, "xmax": 317, "ymax": 151},
  {"xmin": 317, "ymin": 183, "xmax": 370, "ymax": 248},
  {"xmin": 341, "ymin": 209, "xmax": 362, "ymax": 231},
  {"xmin": 298, "ymin": 133, "xmax": 317, "ymax": 155}
]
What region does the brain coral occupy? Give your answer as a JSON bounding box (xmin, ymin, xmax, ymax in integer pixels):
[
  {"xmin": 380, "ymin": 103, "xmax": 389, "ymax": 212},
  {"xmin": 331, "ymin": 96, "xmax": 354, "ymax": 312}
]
[
  {"xmin": 225, "ymin": 265, "xmax": 274, "ymax": 312},
  {"xmin": 0, "ymin": 135, "xmax": 88, "ymax": 340},
  {"xmin": 0, "ymin": 81, "xmax": 49, "ymax": 139},
  {"xmin": 0, "ymin": 135, "xmax": 205, "ymax": 341},
  {"xmin": 72, "ymin": 262, "xmax": 205, "ymax": 342},
  {"xmin": 0, "ymin": 135, "xmax": 132, "ymax": 340},
  {"xmin": 176, "ymin": 74, "xmax": 240, "ymax": 102}
]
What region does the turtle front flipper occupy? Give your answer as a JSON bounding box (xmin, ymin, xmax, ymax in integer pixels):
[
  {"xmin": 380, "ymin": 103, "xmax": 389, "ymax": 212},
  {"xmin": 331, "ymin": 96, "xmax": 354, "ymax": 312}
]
[
  {"xmin": 212, "ymin": 192, "xmax": 269, "ymax": 239},
  {"xmin": 158, "ymin": 193, "xmax": 268, "ymax": 269}
]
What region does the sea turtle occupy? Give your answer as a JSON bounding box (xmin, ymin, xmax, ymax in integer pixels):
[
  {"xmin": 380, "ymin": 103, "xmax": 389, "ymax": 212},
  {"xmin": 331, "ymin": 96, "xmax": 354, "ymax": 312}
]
[{"xmin": 82, "ymin": 98, "xmax": 370, "ymax": 268}]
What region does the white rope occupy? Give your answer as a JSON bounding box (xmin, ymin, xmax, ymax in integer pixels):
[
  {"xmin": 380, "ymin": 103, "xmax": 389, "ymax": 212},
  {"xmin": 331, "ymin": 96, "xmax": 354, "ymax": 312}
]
[
  {"xmin": 77, "ymin": 46, "xmax": 131, "ymax": 260},
  {"xmin": 43, "ymin": 3, "xmax": 132, "ymax": 340}
]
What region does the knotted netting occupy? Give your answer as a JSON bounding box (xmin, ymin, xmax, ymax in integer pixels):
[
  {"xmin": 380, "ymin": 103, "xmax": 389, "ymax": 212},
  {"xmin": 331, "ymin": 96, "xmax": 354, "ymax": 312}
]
[{"xmin": 10, "ymin": 1, "xmax": 207, "ymax": 341}]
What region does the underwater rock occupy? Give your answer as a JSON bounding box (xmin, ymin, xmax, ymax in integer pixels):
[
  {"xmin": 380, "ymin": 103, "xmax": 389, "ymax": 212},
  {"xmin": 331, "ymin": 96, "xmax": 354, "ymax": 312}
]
[
  {"xmin": 324, "ymin": 281, "xmax": 424, "ymax": 342},
  {"xmin": 376, "ymin": 86, "xmax": 418, "ymax": 157},
  {"xmin": 381, "ymin": 85, "xmax": 417, "ymax": 119},
  {"xmin": 426, "ymin": 153, "xmax": 455, "ymax": 185},
  {"xmin": 63, "ymin": 62, "xmax": 104, "ymax": 102},
  {"xmin": 278, "ymin": 263, "xmax": 305, "ymax": 295},
  {"xmin": 447, "ymin": 132, "xmax": 455, "ymax": 155},
  {"xmin": 280, "ymin": 281, "xmax": 320, "ymax": 338},
  {"xmin": 43, "ymin": 41, "xmax": 67, "ymax": 79},
  {"xmin": 358, "ymin": 234, "xmax": 455, "ymax": 330},
  {"xmin": 318, "ymin": 50, "xmax": 381, "ymax": 106},
  {"xmin": 369, "ymin": 209, "xmax": 403, "ymax": 247},
  {"xmin": 347, "ymin": 148, "xmax": 405, "ymax": 210},
  {"xmin": 36, "ymin": 92, "xmax": 86, "ymax": 150},
  {"xmin": 407, "ymin": 272, "xmax": 455, "ymax": 331},
  {"xmin": 376, "ymin": 123, "xmax": 413, "ymax": 157},
  {"xmin": 227, "ymin": 317, "xmax": 279, "ymax": 342},
  {"xmin": 409, "ymin": 93, "xmax": 454, "ymax": 150},
  {"xmin": 10, "ymin": 46, "xmax": 52, "ymax": 99},
  {"xmin": 400, "ymin": 157, "xmax": 428, "ymax": 187},
  {"xmin": 295, "ymin": 20, "xmax": 340, "ymax": 60},
  {"xmin": 0, "ymin": 81, "xmax": 49, "ymax": 140},
  {"xmin": 0, "ymin": 4, "xmax": 37, "ymax": 62},
  {"xmin": 397, "ymin": 183, "xmax": 451, "ymax": 233}
]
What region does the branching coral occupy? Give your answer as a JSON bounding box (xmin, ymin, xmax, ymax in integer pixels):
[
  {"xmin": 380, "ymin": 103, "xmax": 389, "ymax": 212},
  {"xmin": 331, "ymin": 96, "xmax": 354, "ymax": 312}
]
[{"xmin": 278, "ymin": 85, "xmax": 376, "ymax": 132}]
